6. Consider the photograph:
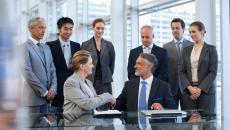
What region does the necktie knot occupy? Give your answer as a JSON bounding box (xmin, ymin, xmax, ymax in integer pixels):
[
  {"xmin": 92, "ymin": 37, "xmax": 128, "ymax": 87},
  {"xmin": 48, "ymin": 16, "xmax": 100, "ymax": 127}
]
[{"xmin": 141, "ymin": 80, "xmax": 147, "ymax": 86}]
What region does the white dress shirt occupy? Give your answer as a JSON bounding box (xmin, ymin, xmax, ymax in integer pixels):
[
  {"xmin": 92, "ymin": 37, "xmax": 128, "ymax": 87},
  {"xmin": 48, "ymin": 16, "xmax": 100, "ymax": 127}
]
[
  {"xmin": 142, "ymin": 43, "xmax": 153, "ymax": 54},
  {"xmin": 59, "ymin": 37, "xmax": 71, "ymax": 66}
]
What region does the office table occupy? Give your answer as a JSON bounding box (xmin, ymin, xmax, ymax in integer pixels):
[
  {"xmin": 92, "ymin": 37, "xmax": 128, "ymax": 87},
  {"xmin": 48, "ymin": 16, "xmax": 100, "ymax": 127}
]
[{"xmin": 21, "ymin": 110, "xmax": 217, "ymax": 130}]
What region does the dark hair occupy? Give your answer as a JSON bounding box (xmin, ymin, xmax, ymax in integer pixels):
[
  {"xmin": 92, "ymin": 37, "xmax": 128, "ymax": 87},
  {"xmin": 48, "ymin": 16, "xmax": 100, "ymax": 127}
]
[
  {"xmin": 139, "ymin": 53, "xmax": 158, "ymax": 73},
  {"xmin": 171, "ymin": 18, "xmax": 185, "ymax": 29},
  {"xmin": 69, "ymin": 50, "xmax": 91, "ymax": 71},
  {"xmin": 57, "ymin": 17, "xmax": 74, "ymax": 29},
  {"xmin": 190, "ymin": 21, "xmax": 206, "ymax": 33},
  {"xmin": 92, "ymin": 18, "xmax": 105, "ymax": 27}
]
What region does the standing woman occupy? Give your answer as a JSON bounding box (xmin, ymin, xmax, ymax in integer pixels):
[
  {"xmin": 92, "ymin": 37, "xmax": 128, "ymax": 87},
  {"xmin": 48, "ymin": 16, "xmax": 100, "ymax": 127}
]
[
  {"xmin": 180, "ymin": 21, "xmax": 218, "ymax": 114},
  {"xmin": 63, "ymin": 50, "xmax": 115, "ymax": 114},
  {"xmin": 81, "ymin": 18, "xmax": 115, "ymax": 110}
]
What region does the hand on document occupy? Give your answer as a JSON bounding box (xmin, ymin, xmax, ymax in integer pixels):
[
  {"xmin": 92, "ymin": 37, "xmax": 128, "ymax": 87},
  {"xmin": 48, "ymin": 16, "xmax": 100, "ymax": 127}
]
[{"xmin": 150, "ymin": 103, "xmax": 164, "ymax": 110}]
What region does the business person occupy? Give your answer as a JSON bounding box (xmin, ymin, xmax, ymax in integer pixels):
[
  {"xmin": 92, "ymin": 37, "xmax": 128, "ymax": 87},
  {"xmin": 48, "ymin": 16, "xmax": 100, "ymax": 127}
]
[
  {"xmin": 128, "ymin": 25, "xmax": 168, "ymax": 82},
  {"xmin": 22, "ymin": 17, "xmax": 57, "ymax": 113},
  {"xmin": 115, "ymin": 53, "xmax": 175, "ymax": 112},
  {"xmin": 47, "ymin": 17, "xmax": 80, "ymax": 109},
  {"xmin": 63, "ymin": 50, "xmax": 115, "ymax": 114},
  {"xmin": 81, "ymin": 18, "xmax": 115, "ymax": 110},
  {"xmin": 180, "ymin": 21, "xmax": 218, "ymax": 114},
  {"xmin": 163, "ymin": 18, "xmax": 193, "ymax": 108}
]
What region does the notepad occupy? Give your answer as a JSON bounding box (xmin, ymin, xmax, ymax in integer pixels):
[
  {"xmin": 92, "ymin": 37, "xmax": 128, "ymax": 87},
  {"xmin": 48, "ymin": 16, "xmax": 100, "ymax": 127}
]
[
  {"xmin": 93, "ymin": 109, "xmax": 122, "ymax": 117},
  {"xmin": 141, "ymin": 110, "xmax": 187, "ymax": 117}
]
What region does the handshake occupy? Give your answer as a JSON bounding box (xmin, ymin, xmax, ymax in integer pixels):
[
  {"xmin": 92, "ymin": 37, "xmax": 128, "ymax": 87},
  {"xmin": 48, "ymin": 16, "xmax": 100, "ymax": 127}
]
[{"xmin": 104, "ymin": 93, "xmax": 164, "ymax": 110}]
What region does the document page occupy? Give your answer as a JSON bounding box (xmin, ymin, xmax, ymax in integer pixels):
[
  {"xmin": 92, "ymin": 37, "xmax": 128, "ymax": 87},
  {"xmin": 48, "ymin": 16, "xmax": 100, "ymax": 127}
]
[
  {"xmin": 141, "ymin": 110, "xmax": 187, "ymax": 116},
  {"xmin": 93, "ymin": 109, "xmax": 122, "ymax": 116}
]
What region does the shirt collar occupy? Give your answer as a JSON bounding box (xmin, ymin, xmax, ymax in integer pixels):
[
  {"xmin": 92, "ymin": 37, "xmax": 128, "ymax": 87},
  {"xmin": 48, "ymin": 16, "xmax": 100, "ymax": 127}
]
[
  {"xmin": 59, "ymin": 37, "xmax": 70, "ymax": 47},
  {"xmin": 140, "ymin": 75, "xmax": 153, "ymax": 87},
  {"xmin": 174, "ymin": 37, "xmax": 184, "ymax": 44},
  {"xmin": 29, "ymin": 36, "xmax": 40, "ymax": 45},
  {"xmin": 142, "ymin": 43, "xmax": 154, "ymax": 49}
]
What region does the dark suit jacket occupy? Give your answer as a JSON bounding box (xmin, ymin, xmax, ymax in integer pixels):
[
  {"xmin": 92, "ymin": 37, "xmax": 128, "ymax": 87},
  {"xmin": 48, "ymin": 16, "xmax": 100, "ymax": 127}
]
[
  {"xmin": 180, "ymin": 43, "xmax": 218, "ymax": 94},
  {"xmin": 81, "ymin": 37, "xmax": 115, "ymax": 84},
  {"xmin": 163, "ymin": 39, "xmax": 193, "ymax": 95},
  {"xmin": 115, "ymin": 77, "xmax": 176, "ymax": 111},
  {"xmin": 128, "ymin": 45, "xmax": 168, "ymax": 82},
  {"xmin": 46, "ymin": 39, "xmax": 80, "ymax": 107}
]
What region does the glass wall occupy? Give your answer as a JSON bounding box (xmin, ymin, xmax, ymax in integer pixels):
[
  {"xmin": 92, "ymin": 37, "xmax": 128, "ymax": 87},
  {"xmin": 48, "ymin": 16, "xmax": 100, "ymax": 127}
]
[{"xmin": 139, "ymin": 1, "xmax": 195, "ymax": 46}]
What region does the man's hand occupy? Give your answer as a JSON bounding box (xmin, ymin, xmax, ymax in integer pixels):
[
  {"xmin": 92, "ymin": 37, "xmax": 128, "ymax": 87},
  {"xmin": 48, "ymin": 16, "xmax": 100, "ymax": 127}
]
[
  {"xmin": 47, "ymin": 88, "xmax": 56, "ymax": 101},
  {"xmin": 151, "ymin": 103, "xmax": 163, "ymax": 110}
]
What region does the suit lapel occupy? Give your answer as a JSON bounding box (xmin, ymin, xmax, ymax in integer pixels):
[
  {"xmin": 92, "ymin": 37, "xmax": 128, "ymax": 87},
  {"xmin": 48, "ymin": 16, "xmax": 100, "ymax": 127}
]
[
  {"xmin": 28, "ymin": 40, "xmax": 46, "ymax": 66},
  {"xmin": 169, "ymin": 40, "xmax": 179, "ymax": 60},
  {"xmin": 55, "ymin": 39, "xmax": 68, "ymax": 68},
  {"xmin": 132, "ymin": 79, "xmax": 140, "ymax": 110},
  {"xmin": 148, "ymin": 77, "xmax": 158, "ymax": 109},
  {"xmin": 70, "ymin": 41, "xmax": 76, "ymax": 56},
  {"xmin": 198, "ymin": 43, "xmax": 208, "ymax": 68},
  {"xmin": 100, "ymin": 38, "xmax": 106, "ymax": 56}
]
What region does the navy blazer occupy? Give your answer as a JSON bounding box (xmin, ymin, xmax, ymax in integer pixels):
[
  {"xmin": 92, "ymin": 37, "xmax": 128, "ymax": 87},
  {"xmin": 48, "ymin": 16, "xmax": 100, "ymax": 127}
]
[
  {"xmin": 115, "ymin": 77, "xmax": 176, "ymax": 111},
  {"xmin": 46, "ymin": 39, "xmax": 80, "ymax": 106},
  {"xmin": 180, "ymin": 43, "xmax": 218, "ymax": 94},
  {"xmin": 128, "ymin": 45, "xmax": 168, "ymax": 82}
]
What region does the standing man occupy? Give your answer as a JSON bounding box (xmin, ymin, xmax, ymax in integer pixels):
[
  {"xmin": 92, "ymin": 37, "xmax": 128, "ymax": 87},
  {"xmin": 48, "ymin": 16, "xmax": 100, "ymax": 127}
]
[
  {"xmin": 47, "ymin": 17, "xmax": 80, "ymax": 109},
  {"xmin": 115, "ymin": 53, "xmax": 175, "ymax": 111},
  {"xmin": 128, "ymin": 25, "xmax": 168, "ymax": 82},
  {"xmin": 22, "ymin": 17, "xmax": 57, "ymax": 113},
  {"xmin": 163, "ymin": 18, "xmax": 193, "ymax": 108}
]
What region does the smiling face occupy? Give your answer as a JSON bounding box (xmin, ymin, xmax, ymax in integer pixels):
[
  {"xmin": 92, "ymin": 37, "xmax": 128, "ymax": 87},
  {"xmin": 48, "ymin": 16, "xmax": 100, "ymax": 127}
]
[
  {"xmin": 58, "ymin": 23, "xmax": 73, "ymax": 41},
  {"xmin": 171, "ymin": 22, "xmax": 184, "ymax": 40},
  {"xmin": 93, "ymin": 22, "xmax": 105, "ymax": 39}
]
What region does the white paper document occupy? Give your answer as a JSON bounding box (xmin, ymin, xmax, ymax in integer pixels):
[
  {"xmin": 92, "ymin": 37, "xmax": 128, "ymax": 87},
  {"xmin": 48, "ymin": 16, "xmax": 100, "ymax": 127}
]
[
  {"xmin": 141, "ymin": 110, "xmax": 187, "ymax": 116},
  {"xmin": 93, "ymin": 109, "xmax": 122, "ymax": 116}
]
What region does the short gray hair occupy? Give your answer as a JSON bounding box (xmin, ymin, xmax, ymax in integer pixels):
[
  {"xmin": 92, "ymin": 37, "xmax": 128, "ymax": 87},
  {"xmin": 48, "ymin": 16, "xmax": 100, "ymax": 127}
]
[
  {"xmin": 140, "ymin": 25, "xmax": 153, "ymax": 32},
  {"xmin": 28, "ymin": 17, "xmax": 45, "ymax": 28},
  {"xmin": 139, "ymin": 53, "xmax": 158, "ymax": 73}
]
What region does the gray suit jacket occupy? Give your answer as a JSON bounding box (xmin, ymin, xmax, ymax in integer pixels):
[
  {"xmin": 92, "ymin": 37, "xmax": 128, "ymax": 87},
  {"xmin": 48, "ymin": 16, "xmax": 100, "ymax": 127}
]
[
  {"xmin": 180, "ymin": 42, "xmax": 218, "ymax": 94},
  {"xmin": 81, "ymin": 37, "xmax": 115, "ymax": 84},
  {"xmin": 163, "ymin": 39, "xmax": 193, "ymax": 95},
  {"xmin": 63, "ymin": 73, "xmax": 112, "ymax": 114},
  {"xmin": 22, "ymin": 39, "xmax": 57, "ymax": 106}
]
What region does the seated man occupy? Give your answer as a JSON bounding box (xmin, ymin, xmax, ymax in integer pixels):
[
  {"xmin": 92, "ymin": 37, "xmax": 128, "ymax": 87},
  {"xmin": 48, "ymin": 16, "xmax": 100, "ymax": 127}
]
[{"xmin": 115, "ymin": 53, "xmax": 176, "ymax": 111}]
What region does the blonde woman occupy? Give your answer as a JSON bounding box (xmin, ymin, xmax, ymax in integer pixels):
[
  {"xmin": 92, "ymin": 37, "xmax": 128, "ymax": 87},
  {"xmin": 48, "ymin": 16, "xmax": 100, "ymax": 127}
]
[{"xmin": 63, "ymin": 50, "xmax": 115, "ymax": 113}]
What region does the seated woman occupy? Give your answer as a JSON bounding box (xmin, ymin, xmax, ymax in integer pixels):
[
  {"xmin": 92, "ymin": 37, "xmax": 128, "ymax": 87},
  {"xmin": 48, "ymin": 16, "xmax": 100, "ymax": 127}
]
[{"xmin": 63, "ymin": 50, "xmax": 115, "ymax": 113}]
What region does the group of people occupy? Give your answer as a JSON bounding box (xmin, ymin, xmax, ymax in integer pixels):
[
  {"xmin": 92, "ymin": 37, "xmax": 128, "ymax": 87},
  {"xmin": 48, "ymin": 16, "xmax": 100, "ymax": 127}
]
[{"xmin": 22, "ymin": 16, "xmax": 218, "ymax": 115}]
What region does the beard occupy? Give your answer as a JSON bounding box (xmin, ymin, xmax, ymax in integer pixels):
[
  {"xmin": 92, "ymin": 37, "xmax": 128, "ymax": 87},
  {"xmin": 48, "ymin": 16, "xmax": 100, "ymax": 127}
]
[{"xmin": 135, "ymin": 71, "xmax": 140, "ymax": 76}]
